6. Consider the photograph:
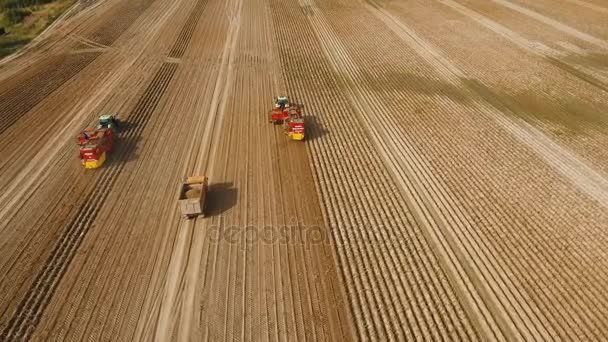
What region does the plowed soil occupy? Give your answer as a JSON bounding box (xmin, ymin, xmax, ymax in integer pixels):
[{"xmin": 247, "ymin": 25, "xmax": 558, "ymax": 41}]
[{"xmin": 1, "ymin": 0, "xmax": 607, "ymax": 340}]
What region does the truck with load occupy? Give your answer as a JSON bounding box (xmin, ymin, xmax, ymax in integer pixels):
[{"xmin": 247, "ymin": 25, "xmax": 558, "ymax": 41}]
[{"xmin": 178, "ymin": 175, "xmax": 208, "ymax": 218}]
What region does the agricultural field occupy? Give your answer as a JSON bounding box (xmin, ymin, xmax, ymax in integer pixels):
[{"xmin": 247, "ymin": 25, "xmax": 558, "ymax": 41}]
[{"xmin": 0, "ymin": 0, "xmax": 607, "ymax": 340}]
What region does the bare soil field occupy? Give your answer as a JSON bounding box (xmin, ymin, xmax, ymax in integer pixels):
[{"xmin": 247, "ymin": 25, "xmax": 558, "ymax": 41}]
[{"xmin": 0, "ymin": 0, "xmax": 607, "ymax": 340}]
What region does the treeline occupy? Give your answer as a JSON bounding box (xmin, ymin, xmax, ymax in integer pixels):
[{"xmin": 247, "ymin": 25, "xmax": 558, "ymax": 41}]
[
  {"xmin": 1, "ymin": 0, "xmax": 55, "ymax": 25},
  {"xmin": 3, "ymin": 8, "xmax": 32, "ymax": 25},
  {"xmin": 1, "ymin": 0, "xmax": 55, "ymax": 8}
]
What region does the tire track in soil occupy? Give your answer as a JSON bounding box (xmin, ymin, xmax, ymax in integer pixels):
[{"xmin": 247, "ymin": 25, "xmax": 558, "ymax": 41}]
[
  {"xmin": 137, "ymin": 0, "xmax": 241, "ymax": 338},
  {"xmin": 168, "ymin": 0, "xmax": 209, "ymax": 59},
  {"xmin": 489, "ymin": 0, "xmax": 608, "ymax": 50},
  {"xmin": 367, "ymin": 2, "xmax": 608, "ymax": 207},
  {"xmin": 90, "ymin": 3, "xmax": 216, "ymax": 337},
  {"xmin": 0, "ymin": 0, "xmax": 159, "ymax": 137},
  {"xmin": 437, "ymin": 0, "xmax": 608, "ymax": 95},
  {"xmin": 318, "ymin": 1, "xmax": 608, "ymax": 339},
  {"xmin": 270, "ymin": 0, "xmax": 486, "ymax": 340},
  {"xmin": 255, "ymin": 61, "xmax": 349, "ymax": 341},
  {"xmin": 199, "ymin": 0, "xmax": 352, "ymax": 337},
  {"xmin": 287, "ymin": 0, "xmax": 515, "ymax": 339},
  {"xmin": 269, "ymin": 7, "xmax": 390, "ymax": 339},
  {"xmin": 334, "ymin": 2, "xmax": 560, "ymax": 338},
  {"xmin": 0, "ymin": 61, "xmax": 178, "ymax": 342},
  {"xmin": 354, "ymin": 3, "xmax": 608, "ymax": 340},
  {"xmin": 0, "ymin": 0, "xmax": 186, "ymax": 230},
  {"xmin": 0, "ymin": 53, "xmax": 99, "ymax": 136},
  {"xmin": 179, "ymin": 0, "xmax": 245, "ymax": 337},
  {"xmin": 0, "ymin": 0, "xmax": 221, "ymax": 340},
  {"xmin": 388, "ymin": 0, "xmax": 608, "ymax": 180},
  {"xmin": 562, "ymin": 0, "xmax": 608, "ymax": 14},
  {"xmin": 85, "ymin": 0, "xmax": 159, "ymax": 47},
  {"xmin": 33, "ymin": 77, "xmax": 187, "ymax": 341}
]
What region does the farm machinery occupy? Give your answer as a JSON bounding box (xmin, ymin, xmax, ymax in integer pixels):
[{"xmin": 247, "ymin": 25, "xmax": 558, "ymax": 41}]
[
  {"xmin": 178, "ymin": 176, "xmax": 208, "ymax": 218},
  {"xmin": 76, "ymin": 115, "xmax": 120, "ymax": 169},
  {"xmin": 268, "ymin": 96, "xmax": 292, "ymax": 123},
  {"xmin": 97, "ymin": 114, "xmax": 120, "ymax": 131},
  {"xmin": 284, "ymin": 110, "xmax": 305, "ymax": 141},
  {"xmin": 268, "ymin": 96, "xmax": 305, "ymax": 141}
]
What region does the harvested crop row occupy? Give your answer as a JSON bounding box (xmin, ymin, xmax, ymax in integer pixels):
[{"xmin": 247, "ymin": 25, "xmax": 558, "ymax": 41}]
[
  {"xmin": 161, "ymin": 0, "xmax": 354, "ymax": 339},
  {"xmin": 309, "ymin": 0, "xmax": 608, "ymax": 339},
  {"xmin": 269, "ymin": 0, "xmax": 487, "ymax": 340},
  {"xmin": 389, "ymin": 0, "xmax": 608, "ymax": 175}
]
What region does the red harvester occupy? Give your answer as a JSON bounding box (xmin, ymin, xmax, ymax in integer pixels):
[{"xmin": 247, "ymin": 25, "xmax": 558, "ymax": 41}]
[
  {"xmin": 284, "ymin": 109, "xmax": 305, "ymax": 141},
  {"xmin": 77, "ymin": 128, "xmax": 114, "ymax": 169}
]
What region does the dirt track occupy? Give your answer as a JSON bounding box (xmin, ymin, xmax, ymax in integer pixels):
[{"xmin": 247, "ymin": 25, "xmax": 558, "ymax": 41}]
[{"xmin": 1, "ymin": 0, "xmax": 607, "ymax": 340}]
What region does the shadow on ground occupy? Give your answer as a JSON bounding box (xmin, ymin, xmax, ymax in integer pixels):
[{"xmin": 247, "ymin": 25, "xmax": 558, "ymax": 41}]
[
  {"xmin": 562, "ymin": 52, "xmax": 608, "ymax": 71},
  {"xmin": 205, "ymin": 182, "xmax": 238, "ymax": 216},
  {"xmin": 462, "ymin": 77, "xmax": 608, "ymax": 135},
  {"xmin": 361, "ymin": 69, "xmax": 473, "ymax": 104},
  {"xmin": 304, "ymin": 114, "xmax": 328, "ymax": 141},
  {"xmin": 102, "ymin": 120, "xmax": 143, "ymax": 164}
]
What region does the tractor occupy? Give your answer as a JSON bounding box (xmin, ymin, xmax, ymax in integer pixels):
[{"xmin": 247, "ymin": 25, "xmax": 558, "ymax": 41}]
[
  {"xmin": 269, "ymin": 96, "xmax": 299, "ymax": 124},
  {"xmin": 97, "ymin": 114, "xmax": 120, "ymax": 131}
]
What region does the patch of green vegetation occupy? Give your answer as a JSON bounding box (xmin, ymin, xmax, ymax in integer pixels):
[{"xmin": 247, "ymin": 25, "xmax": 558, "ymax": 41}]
[
  {"xmin": 0, "ymin": 0, "xmax": 75, "ymax": 58},
  {"xmin": 6, "ymin": 7, "xmax": 31, "ymax": 24},
  {"xmin": 0, "ymin": 34, "xmax": 30, "ymax": 55}
]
